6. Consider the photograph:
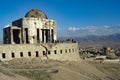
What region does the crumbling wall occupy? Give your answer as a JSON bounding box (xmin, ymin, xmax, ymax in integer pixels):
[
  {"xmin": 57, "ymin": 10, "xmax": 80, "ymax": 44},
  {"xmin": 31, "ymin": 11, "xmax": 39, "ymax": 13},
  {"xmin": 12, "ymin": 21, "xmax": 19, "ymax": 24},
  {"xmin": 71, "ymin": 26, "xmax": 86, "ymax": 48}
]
[
  {"xmin": 3, "ymin": 27, "xmax": 11, "ymax": 44},
  {"xmin": 0, "ymin": 43, "xmax": 79, "ymax": 61},
  {"xmin": 12, "ymin": 18, "xmax": 23, "ymax": 27}
]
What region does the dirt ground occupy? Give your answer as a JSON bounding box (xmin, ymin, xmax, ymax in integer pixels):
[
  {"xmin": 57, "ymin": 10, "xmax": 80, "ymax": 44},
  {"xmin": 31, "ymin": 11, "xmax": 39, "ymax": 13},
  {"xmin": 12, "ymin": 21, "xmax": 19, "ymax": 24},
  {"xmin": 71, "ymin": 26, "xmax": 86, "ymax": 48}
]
[{"xmin": 0, "ymin": 58, "xmax": 120, "ymax": 80}]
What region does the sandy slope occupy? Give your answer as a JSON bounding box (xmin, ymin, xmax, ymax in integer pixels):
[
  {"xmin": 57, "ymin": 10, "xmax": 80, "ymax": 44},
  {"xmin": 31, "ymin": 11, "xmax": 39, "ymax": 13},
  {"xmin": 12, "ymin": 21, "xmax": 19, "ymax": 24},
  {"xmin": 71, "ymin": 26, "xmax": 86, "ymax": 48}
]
[
  {"xmin": 0, "ymin": 58, "xmax": 118, "ymax": 80},
  {"xmin": 0, "ymin": 72, "xmax": 31, "ymax": 80},
  {"xmin": 0, "ymin": 66, "xmax": 31, "ymax": 80},
  {"xmin": 52, "ymin": 60, "xmax": 115, "ymax": 80}
]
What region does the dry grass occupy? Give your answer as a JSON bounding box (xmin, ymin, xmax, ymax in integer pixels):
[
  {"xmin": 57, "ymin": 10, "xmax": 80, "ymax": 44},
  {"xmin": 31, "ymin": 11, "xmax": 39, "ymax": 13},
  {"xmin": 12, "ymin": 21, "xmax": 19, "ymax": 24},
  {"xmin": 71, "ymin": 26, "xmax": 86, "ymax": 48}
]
[
  {"xmin": 87, "ymin": 60, "xmax": 120, "ymax": 79},
  {"xmin": 0, "ymin": 58, "xmax": 120, "ymax": 80},
  {"xmin": 14, "ymin": 70, "xmax": 51, "ymax": 80},
  {"xmin": 1, "ymin": 58, "xmax": 59, "ymax": 80}
]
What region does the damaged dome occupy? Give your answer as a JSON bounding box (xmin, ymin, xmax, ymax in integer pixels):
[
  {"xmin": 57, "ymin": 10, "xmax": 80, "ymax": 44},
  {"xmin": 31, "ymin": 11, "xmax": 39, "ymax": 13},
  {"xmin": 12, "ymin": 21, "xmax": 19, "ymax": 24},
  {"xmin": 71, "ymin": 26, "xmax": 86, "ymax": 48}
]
[{"xmin": 25, "ymin": 9, "xmax": 48, "ymax": 19}]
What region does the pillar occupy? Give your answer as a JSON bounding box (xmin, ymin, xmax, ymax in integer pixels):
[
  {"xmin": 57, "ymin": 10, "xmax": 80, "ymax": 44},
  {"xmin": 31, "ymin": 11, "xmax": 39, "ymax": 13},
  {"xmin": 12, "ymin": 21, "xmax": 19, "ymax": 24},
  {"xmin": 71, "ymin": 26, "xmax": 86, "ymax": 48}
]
[
  {"xmin": 44, "ymin": 30, "xmax": 46, "ymax": 43},
  {"xmin": 10, "ymin": 29, "xmax": 13, "ymax": 44},
  {"xmin": 50, "ymin": 29, "xmax": 52, "ymax": 42}
]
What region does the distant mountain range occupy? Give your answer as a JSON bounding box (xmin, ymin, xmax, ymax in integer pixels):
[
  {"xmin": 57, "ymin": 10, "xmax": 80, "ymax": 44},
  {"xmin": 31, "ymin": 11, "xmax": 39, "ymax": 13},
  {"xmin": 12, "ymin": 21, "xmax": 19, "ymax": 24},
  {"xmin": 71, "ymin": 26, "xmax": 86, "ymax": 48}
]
[
  {"xmin": 75, "ymin": 33, "xmax": 120, "ymax": 43},
  {"xmin": 58, "ymin": 33, "xmax": 120, "ymax": 47}
]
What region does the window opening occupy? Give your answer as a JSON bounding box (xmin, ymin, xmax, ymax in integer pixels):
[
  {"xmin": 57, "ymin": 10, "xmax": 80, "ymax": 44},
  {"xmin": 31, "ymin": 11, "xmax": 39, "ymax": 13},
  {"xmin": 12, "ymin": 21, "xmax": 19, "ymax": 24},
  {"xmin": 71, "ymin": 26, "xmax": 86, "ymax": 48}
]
[
  {"xmin": 54, "ymin": 50, "xmax": 57, "ymax": 54},
  {"xmin": 28, "ymin": 52, "xmax": 31, "ymax": 56},
  {"xmin": 48, "ymin": 51, "xmax": 51, "ymax": 55},
  {"xmin": 12, "ymin": 52, "xmax": 15, "ymax": 58},
  {"xmin": 2, "ymin": 53, "xmax": 6, "ymax": 58},
  {"xmin": 20, "ymin": 52, "xmax": 23, "ymax": 57},
  {"xmin": 60, "ymin": 50, "xmax": 62, "ymax": 54},
  {"xmin": 36, "ymin": 51, "xmax": 39, "ymax": 57}
]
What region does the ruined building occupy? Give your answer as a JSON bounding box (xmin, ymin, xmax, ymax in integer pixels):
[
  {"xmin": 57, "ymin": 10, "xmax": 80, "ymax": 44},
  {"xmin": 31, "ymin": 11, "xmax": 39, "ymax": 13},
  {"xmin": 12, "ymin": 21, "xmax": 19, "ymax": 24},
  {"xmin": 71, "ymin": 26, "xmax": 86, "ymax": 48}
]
[
  {"xmin": 4, "ymin": 9, "xmax": 57, "ymax": 44},
  {"xmin": 0, "ymin": 9, "xmax": 79, "ymax": 61}
]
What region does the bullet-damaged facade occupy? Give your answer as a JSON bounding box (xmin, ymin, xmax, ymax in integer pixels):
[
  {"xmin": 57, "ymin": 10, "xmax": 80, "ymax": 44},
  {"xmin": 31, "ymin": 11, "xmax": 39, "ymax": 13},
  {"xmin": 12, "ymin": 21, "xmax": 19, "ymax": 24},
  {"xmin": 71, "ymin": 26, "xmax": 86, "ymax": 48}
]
[
  {"xmin": 4, "ymin": 9, "xmax": 57, "ymax": 44},
  {"xmin": 1, "ymin": 9, "xmax": 79, "ymax": 61}
]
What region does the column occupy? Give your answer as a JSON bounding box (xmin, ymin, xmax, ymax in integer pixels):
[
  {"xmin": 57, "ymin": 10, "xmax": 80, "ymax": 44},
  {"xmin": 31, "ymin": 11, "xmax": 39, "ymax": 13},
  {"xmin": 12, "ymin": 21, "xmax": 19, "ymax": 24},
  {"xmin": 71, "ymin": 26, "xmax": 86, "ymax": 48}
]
[
  {"xmin": 44, "ymin": 30, "xmax": 46, "ymax": 43},
  {"xmin": 54, "ymin": 28, "xmax": 57, "ymax": 41},
  {"xmin": 42, "ymin": 29, "xmax": 44, "ymax": 43},
  {"xmin": 46, "ymin": 30, "xmax": 50, "ymax": 43},
  {"xmin": 40, "ymin": 29, "xmax": 42, "ymax": 43},
  {"xmin": 24, "ymin": 29, "xmax": 26, "ymax": 44},
  {"xmin": 10, "ymin": 29, "xmax": 13, "ymax": 44},
  {"xmin": 49, "ymin": 29, "xmax": 51, "ymax": 42}
]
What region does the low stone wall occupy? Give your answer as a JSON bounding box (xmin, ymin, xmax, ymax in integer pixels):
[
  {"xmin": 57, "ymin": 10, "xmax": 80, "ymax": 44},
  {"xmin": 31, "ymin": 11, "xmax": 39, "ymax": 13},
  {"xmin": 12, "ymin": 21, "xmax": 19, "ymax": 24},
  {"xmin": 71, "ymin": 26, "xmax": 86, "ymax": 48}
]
[{"xmin": 0, "ymin": 43, "xmax": 79, "ymax": 61}]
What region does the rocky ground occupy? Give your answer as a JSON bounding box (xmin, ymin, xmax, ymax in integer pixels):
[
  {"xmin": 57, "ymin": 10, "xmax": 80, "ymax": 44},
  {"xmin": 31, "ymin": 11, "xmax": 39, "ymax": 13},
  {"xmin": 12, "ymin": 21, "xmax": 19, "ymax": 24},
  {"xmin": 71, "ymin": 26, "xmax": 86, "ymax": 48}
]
[{"xmin": 0, "ymin": 58, "xmax": 120, "ymax": 80}]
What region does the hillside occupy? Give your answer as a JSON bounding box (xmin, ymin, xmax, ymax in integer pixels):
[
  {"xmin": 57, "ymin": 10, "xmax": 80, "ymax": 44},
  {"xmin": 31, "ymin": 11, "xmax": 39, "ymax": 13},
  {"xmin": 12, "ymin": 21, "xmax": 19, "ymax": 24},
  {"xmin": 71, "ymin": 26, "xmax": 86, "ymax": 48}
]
[
  {"xmin": 0, "ymin": 58, "xmax": 119, "ymax": 80},
  {"xmin": 58, "ymin": 33, "xmax": 120, "ymax": 47},
  {"xmin": 76, "ymin": 33, "xmax": 120, "ymax": 43}
]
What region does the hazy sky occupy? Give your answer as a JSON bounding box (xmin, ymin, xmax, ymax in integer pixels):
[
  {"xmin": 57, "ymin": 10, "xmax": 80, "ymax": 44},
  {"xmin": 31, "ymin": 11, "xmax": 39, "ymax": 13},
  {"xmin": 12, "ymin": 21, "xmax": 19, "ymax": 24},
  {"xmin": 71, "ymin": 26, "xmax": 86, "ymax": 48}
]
[{"xmin": 0, "ymin": 0, "xmax": 120, "ymax": 39}]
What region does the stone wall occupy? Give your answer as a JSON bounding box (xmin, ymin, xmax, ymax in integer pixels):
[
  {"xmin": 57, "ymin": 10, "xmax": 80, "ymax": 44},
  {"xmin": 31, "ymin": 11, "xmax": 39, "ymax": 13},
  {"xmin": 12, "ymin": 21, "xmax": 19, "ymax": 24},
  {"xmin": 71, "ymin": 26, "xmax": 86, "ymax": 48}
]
[{"xmin": 0, "ymin": 43, "xmax": 79, "ymax": 61}]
